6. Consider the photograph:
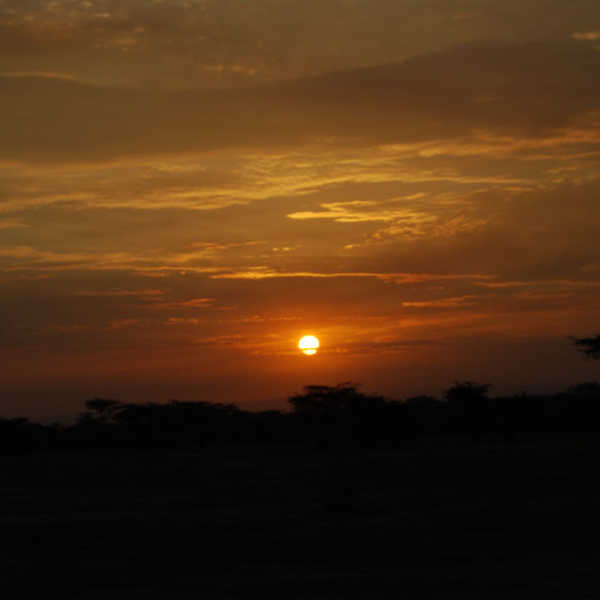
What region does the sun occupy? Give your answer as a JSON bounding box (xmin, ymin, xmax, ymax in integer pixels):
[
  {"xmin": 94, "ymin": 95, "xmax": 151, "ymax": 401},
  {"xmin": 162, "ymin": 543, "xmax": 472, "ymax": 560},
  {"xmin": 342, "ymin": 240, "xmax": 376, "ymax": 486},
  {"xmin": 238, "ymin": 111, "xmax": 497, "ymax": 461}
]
[{"xmin": 298, "ymin": 335, "xmax": 320, "ymax": 356}]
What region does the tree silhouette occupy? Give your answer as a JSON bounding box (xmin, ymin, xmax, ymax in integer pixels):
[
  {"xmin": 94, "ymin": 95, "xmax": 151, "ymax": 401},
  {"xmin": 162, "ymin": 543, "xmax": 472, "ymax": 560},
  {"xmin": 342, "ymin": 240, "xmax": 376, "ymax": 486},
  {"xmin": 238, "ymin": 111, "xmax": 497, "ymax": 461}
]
[
  {"xmin": 82, "ymin": 397, "xmax": 122, "ymax": 423},
  {"xmin": 288, "ymin": 383, "xmax": 389, "ymax": 448},
  {"xmin": 289, "ymin": 382, "xmax": 386, "ymax": 416},
  {"xmin": 444, "ymin": 381, "xmax": 491, "ymax": 439},
  {"xmin": 571, "ymin": 334, "xmax": 600, "ymax": 359},
  {"xmin": 444, "ymin": 381, "xmax": 491, "ymax": 405},
  {"xmin": 567, "ymin": 381, "xmax": 600, "ymax": 393}
]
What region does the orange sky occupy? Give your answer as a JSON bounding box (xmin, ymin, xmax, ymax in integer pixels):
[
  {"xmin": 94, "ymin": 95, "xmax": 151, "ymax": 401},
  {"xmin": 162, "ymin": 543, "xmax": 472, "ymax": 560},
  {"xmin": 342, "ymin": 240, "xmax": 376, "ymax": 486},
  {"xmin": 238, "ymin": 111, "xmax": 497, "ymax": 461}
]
[{"xmin": 2, "ymin": 1, "xmax": 600, "ymax": 418}]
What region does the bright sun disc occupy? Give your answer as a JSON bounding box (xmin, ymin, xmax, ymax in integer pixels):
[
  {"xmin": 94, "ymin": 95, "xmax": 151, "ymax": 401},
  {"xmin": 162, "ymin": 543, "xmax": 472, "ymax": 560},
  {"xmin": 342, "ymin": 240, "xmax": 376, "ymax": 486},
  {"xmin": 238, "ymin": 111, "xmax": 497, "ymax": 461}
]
[{"xmin": 298, "ymin": 335, "xmax": 319, "ymax": 355}]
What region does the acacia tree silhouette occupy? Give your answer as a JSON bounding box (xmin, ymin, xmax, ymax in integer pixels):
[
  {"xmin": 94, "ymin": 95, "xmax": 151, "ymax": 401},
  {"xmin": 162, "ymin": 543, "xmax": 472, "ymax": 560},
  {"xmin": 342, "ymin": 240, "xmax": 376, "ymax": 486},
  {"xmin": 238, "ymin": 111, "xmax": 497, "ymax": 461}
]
[{"xmin": 80, "ymin": 398, "xmax": 122, "ymax": 424}]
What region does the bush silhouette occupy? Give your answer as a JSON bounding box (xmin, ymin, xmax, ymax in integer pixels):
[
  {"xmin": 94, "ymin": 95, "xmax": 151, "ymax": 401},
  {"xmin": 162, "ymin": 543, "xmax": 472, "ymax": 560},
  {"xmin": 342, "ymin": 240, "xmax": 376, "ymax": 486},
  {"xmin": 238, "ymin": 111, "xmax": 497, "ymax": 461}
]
[
  {"xmin": 81, "ymin": 398, "xmax": 122, "ymax": 424},
  {"xmin": 444, "ymin": 381, "xmax": 492, "ymax": 439},
  {"xmin": 571, "ymin": 334, "xmax": 600, "ymax": 359},
  {"xmin": 289, "ymin": 382, "xmax": 386, "ymax": 416}
]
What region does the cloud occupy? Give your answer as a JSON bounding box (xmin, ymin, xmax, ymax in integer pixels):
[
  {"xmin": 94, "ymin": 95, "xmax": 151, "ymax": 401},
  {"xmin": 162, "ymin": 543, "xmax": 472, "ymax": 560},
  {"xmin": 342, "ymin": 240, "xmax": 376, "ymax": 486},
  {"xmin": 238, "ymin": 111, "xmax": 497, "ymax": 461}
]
[
  {"xmin": 0, "ymin": 70, "xmax": 78, "ymax": 80},
  {"xmin": 3, "ymin": 177, "xmax": 600, "ymax": 298},
  {"xmin": 109, "ymin": 318, "xmax": 144, "ymax": 330},
  {"xmin": 287, "ymin": 199, "xmax": 435, "ymax": 224},
  {"xmin": 210, "ymin": 267, "xmax": 493, "ymax": 284},
  {"xmin": 0, "ymin": 160, "xmax": 253, "ymax": 213},
  {"xmin": 0, "ymin": 245, "xmax": 89, "ymax": 261},
  {"xmin": 0, "ymin": 218, "xmax": 28, "ymax": 230},
  {"xmin": 0, "ymin": 244, "xmax": 491, "ymax": 286},
  {"xmin": 148, "ymin": 297, "xmax": 215, "ymax": 310},
  {"xmin": 0, "ymin": 245, "xmax": 223, "ymax": 275},
  {"xmin": 323, "ymin": 337, "xmax": 441, "ymax": 356},
  {"xmin": 0, "ymin": 143, "xmax": 535, "ymax": 217},
  {"xmin": 3, "ymin": 1, "xmax": 600, "ymax": 91},
  {"xmin": 366, "ymin": 214, "xmax": 489, "ymax": 244},
  {"xmin": 476, "ymin": 279, "xmax": 600, "ymax": 290},
  {"xmin": 194, "ymin": 334, "xmax": 244, "ymax": 347},
  {"xmin": 164, "ymin": 317, "xmax": 200, "ymax": 326},
  {"xmin": 572, "ymin": 31, "xmax": 600, "ymax": 40},
  {"xmin": 402, "ymin": 295, "xmax": 477, "ymax": 308},
  {"xmin": 3, "ymin": 41, "xmax": 600, "ymax": 163},
  {"xmin": 287, "ymin": 195, "xmax": 491, "ymax": 244},
  {"xmin": 75, "ymin": 288, "xmax": 165, "ymax": 298},
  {"xmin": 334, "ymin": 180, "xmax": 600, "ymax": 285}
]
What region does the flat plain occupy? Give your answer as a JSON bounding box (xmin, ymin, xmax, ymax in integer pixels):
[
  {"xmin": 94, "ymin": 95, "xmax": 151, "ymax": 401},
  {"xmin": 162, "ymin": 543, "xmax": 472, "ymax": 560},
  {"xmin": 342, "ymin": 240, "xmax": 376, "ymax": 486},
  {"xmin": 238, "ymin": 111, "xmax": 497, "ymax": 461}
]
[{"xmin": 1, "ymin": 437, "xmax": 598, "ymax": 598}]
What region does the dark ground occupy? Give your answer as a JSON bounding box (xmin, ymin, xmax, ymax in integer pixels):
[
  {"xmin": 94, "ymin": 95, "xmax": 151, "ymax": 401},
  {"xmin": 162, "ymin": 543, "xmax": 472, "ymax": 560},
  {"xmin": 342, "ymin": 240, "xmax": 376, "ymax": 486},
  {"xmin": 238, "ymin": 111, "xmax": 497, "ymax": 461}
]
[{"xmin": 1, "ymin": 436, "xmax": 598, "ymax": 598}]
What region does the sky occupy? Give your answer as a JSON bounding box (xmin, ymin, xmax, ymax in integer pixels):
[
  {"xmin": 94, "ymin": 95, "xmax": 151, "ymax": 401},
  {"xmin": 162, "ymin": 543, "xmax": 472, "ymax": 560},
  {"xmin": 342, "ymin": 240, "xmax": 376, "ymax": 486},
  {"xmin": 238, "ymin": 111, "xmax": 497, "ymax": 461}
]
[{"xmin": 2, "ymin": 0, "xmax": 600, "ymax": 418}]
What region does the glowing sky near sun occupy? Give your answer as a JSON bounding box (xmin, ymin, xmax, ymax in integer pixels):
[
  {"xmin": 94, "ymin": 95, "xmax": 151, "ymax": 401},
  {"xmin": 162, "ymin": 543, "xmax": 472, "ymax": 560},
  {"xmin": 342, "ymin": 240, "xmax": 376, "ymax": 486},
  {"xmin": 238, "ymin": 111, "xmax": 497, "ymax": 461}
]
[{"xmin": 2, "ymin": 0, "xmax": 600, "ymax": 417}]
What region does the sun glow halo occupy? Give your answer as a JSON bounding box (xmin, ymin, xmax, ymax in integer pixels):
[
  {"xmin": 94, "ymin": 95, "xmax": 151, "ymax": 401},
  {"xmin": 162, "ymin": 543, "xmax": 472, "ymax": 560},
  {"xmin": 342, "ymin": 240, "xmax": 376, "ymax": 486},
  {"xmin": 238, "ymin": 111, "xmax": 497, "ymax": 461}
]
[{"xmin": 298, "ymin": 335, "xmax": 319, "ymax": 356}]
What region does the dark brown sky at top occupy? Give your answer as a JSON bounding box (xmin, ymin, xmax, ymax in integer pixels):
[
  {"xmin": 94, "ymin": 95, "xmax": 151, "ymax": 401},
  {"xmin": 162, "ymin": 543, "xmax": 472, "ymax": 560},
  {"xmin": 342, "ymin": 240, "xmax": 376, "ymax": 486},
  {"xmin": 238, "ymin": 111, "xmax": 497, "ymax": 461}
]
[
  {"xmin": 1, "ymin": 0, "xmax": 598, "ymax": 88},
  {"xmin": 1, "ymin": 0, "xmax": 600, "ymax": 418}
]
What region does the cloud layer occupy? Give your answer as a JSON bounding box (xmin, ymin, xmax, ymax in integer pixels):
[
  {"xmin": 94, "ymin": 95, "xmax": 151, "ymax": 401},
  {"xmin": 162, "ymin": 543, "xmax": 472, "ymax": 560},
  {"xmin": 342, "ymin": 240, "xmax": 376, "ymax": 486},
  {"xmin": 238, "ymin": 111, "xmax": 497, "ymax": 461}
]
[{"xmin": 3, "ymin": 41, "xmax": 600, "ymax": 163}]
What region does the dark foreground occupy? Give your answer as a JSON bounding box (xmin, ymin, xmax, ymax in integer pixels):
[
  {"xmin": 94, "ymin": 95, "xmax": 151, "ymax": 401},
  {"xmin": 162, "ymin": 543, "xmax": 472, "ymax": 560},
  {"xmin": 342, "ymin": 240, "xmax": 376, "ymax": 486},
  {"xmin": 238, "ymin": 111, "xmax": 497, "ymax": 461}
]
[{"xmin": 1, "ymin": 436, "xmax": 598, "ymax": 598}]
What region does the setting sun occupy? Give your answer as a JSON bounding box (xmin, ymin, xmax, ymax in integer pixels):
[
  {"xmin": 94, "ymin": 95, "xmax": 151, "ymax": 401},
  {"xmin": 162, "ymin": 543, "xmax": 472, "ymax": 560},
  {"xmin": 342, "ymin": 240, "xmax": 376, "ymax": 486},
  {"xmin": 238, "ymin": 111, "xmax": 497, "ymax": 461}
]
[{"xmin": 298, "ymin": 335, "xmax": 320, "ymax": 356}]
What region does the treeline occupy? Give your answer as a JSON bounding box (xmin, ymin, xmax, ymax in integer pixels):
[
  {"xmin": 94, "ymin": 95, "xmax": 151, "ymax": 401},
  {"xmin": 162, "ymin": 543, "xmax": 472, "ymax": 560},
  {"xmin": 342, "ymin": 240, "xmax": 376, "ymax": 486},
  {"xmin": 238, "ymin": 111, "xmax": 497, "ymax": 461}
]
[{"xmin": 2, "ymin": 380, "xmax": 600, "ymax": 454}]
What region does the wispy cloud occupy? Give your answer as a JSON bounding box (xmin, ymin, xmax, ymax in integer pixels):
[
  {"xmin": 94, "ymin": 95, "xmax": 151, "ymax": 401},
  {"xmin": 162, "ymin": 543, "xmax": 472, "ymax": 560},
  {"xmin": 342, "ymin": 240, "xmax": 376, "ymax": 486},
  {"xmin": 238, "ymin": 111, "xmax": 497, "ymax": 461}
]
[
  {"xmin": 365, "ymin": 214, "xmax": 489, "ymax": 245},
  {"xmin": 0, "ymin": 219, "xmax": 28, "ymax": 230},
  {"xmin": 164, "ymin": 317, "xmax": 200, "ymax": 326},
  {"xmin": 0, "ymin": 245, "xmax": 223, "ymax": 275},
  {"xmin": 109, "ymin": 319, "xmax": 144, "ymax": 330},
  {"xmin": 572, "ymin": 31, "xmax": 600, "ymax": 40},
  {"xmin": 211, "ymin": 267, "xmax": 493, "ymax": 284},
  {"xmin": 287, "ymin": 199, "xmax": 434, "ymax": 224},
  {"xmin": 75, "ymin": 289, "xmax": 165, "ymax": 298},
  {"xmin": 148, "ymin": 298, "xmax": 215, "ymax": 310},
  {"xmin": 402, "ymin": 295, "xmax": 478, "ymax": 308},
  {"xmin": 0, "ymin": 71, "xmax": 78, "ymax": 80},
  {"xmin": 476, "ymin": 279, "xmax": 600, "ymax": 290}
]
